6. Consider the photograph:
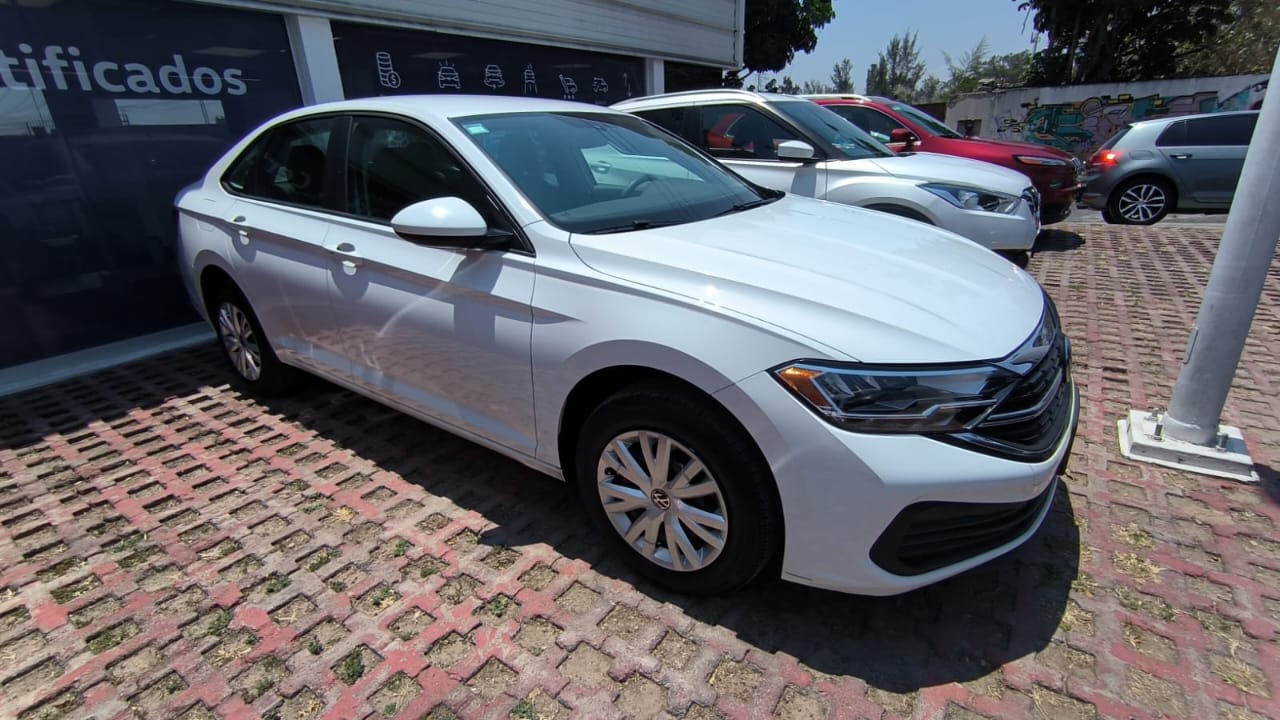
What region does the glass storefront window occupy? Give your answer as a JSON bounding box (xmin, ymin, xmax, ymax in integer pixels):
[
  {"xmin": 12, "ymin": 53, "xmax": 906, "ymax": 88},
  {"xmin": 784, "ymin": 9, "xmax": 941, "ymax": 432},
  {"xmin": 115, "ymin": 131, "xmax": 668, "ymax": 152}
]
[{"xmin": 0, "ymin": 0, "xmax": 302, "ymax": 368}]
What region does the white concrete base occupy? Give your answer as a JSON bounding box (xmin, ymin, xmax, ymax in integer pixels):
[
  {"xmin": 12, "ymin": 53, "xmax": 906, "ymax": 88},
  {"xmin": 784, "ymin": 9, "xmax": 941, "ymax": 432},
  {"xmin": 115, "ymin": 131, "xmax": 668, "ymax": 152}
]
[{"xmin": 1118, "ymin": 409, "xmax": 1258, "ymax": 484}]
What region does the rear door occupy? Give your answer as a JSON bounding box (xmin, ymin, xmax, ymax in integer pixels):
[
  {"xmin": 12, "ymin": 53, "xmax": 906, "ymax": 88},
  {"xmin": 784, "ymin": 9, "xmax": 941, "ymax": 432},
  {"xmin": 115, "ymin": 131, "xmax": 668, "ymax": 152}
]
[
  {"xmin": 1156, "ymin": 115, "xmax": 1256, "ymax": 207},
  {"xmin": 221, "ymin": 116, "xmax": 350, "ymax": 375}
]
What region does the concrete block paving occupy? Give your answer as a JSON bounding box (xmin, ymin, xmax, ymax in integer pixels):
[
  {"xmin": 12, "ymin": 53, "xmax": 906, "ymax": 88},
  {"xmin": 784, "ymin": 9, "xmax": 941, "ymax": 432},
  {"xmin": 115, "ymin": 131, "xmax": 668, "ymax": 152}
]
[{"xmin": 1, "ymin": 223, "xmax": 1279, "ymax": 719}]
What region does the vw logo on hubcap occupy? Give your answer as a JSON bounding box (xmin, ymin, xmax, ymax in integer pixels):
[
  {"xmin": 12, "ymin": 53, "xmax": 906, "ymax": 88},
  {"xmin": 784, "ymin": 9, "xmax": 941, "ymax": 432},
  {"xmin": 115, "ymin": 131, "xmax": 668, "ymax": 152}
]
[{"xmin": 650, "ymin": 488, "xmax": 671, "ymax": 510}]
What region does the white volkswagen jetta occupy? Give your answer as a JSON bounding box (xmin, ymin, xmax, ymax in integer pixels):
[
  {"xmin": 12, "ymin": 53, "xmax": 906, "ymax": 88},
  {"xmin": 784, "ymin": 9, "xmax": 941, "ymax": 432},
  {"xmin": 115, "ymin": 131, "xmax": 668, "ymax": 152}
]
[{"xmin": 176, "ymin": 96, "xmax": 1077, "ymax": 596}]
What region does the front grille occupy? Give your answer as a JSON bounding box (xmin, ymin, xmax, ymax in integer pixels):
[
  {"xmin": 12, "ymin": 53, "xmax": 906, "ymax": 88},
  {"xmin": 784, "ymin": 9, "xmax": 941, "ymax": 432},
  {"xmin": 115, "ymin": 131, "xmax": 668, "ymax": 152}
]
[
  {"xmin": 870, "ymin": 480, "xmax": 1056, "ymax": 576},
  {"xmin": 934, "ymin": 308, "xmax": 1076, "ymax": 462},
  {"xmin": 1022, "ymin": 187, "xmax": 1041, "ymax": 217}
]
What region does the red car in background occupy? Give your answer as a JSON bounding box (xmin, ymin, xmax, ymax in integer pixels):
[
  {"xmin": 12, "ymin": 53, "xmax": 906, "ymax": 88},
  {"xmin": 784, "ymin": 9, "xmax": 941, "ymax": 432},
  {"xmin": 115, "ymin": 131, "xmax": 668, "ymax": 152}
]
[{"xmin": 809, "ymin": 95, "xmax": 1084, "ymax": 224}]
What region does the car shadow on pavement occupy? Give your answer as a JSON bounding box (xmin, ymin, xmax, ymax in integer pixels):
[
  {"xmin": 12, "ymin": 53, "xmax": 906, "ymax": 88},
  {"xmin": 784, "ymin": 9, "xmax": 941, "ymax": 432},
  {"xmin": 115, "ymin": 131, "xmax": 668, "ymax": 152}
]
[
  {"xmin": 0, "ymin": 344, "xmax": 1079, "ymax": 693},
  {"xmin": 1253, "ymin": 465, "xmax": 1280, "ymax": 506},
  {"xmin": 1033, "ymin": 229, "xmax": 1085, "ymax": 254},
  {"xmin": 252, "ymin": 371, "xmax": 1080, "ymax": 693}
]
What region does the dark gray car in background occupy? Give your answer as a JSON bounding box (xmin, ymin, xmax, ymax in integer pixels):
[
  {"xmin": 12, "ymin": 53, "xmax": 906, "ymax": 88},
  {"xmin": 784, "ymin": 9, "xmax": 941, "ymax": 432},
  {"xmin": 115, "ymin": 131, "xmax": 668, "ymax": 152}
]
[{"xmin": 1079, "ymin": 110, "xmax": 1259, "ymax": 225}]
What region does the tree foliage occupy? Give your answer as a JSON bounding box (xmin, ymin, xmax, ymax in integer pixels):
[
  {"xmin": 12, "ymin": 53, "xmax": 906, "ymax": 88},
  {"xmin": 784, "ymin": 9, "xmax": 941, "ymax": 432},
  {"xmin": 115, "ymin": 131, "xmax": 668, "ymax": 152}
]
[
  {"xmin": 801, "ymin": 78, "xmax": 833, "ymax": 94},
  {"xmin": 829, "ymin": 58, "xmax": 855, "ymax": 92},
  {"xmin": 1016, "ymin": 0, "xmax": 1235, "ymax": 85},
  {"xmin": 940, "ymin": 38, "xmax": 1032, "ymax": 95},
  {"xmin": 864, "ymin": 32, "xmax": 926, "ymax": 100},
  {"xmin": 727, "ymin": 0, "xmax": 835, "ymax": 86},
  {"xmin": 1180, "ymin": 0, "xmax": 1280, "ymax": 76}
]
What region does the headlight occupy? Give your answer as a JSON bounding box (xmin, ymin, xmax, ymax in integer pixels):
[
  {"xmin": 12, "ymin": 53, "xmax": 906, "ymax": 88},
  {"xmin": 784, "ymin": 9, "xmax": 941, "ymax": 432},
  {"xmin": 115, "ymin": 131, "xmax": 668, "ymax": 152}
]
[
  {"xmin": 1014, "ymin": 155, "xmax": 1069, "ymax": 167},
  {"xmin": 921, "ymin": 183, "xmax": 1021, "ymax": 214},
  {"xmin": 772, "ymin": 362, "xmax": 1020, "ymax": 433}
]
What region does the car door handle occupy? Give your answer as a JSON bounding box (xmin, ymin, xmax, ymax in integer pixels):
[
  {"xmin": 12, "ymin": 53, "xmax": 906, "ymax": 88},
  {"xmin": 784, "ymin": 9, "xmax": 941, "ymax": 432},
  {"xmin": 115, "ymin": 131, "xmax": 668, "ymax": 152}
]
[
  {"xmin": 1170, "ymin": 153, "xmax": 1193, "ymax": 160},
  {"xmin": 329, "ymin": 241, "xmax": 363, "ymax": 269},
  {"xmin": 229, "ymin": 215, "xmax": 250, "ymax": 244}
]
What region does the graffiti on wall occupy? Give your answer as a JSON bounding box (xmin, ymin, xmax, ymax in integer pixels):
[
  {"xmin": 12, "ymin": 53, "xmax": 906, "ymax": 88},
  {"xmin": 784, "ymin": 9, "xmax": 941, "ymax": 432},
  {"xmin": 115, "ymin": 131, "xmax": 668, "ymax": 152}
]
[{"xmin": 993, "ymin": 79, "xmax": 1267, "ymax": 157}]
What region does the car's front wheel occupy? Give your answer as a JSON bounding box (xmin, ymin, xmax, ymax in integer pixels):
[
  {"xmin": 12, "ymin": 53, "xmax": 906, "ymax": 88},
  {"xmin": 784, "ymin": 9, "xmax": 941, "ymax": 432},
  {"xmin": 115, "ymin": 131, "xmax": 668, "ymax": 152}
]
[
  {"xmin": 207, "ymin": 285, "xmax": 298, "ymax": 395},
  {"xmin": 574, "ymin": 383, "xmax": 781, "ymax": 595},
  {"xmin": 1108, "ymin": 177, "xmax": 1173, "ymax": 225}
]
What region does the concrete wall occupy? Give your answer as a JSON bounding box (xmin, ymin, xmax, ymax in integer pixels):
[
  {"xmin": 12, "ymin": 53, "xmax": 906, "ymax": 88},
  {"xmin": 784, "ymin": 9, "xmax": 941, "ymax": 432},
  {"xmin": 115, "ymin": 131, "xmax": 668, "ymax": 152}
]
[
  {"xmin": 196, "ymin": 0, "xmax": 744, "ymax": 68},
  {"xmin": 945, "ymin": 75, "xmax": 1269, "ymax": 159}
]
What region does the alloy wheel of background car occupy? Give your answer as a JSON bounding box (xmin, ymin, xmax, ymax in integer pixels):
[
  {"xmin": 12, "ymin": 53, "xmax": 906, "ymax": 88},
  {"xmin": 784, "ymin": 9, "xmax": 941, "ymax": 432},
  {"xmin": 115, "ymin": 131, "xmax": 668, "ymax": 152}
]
[
  {"xmin": 596, "ymin": 430, "xmax": 728, "ymax": 572},
  {"xmin": 206, "ymin": 287, "xmax": 299, "ymax": 395},
  {"xmin": 575, "ymin": 383, "xmax": 780, "ymax": 595},
  {"xmin": 1110, "ymin": 179, "xmax": 1172, "ymax": 225}
]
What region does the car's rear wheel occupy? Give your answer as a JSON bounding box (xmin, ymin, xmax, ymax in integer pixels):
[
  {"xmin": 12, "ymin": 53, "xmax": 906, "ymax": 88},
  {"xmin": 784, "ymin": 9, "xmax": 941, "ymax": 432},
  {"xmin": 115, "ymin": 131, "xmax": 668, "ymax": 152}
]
[
  {"xmin": 207, "ymin": 285, "xmax": 298, "ymax": 395},
  {"xmin": 1108, "ymin": 178, "xmax": 1173, "ymax": 225},
  {"xmin": 574, "ymin": 383, "xmax": 780, "ymax": 595}
]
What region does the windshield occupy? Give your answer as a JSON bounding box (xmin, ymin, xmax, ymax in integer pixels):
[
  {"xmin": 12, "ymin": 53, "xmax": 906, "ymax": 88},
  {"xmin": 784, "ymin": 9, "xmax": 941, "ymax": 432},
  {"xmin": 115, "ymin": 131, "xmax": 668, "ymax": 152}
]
[
  {"xmin": 771, "ymin": 101, "xmax": 893, "ymax": 159},
  {"xmin": 886, "ymin": 101, "xmax": 963, "ymax": 138},
  {"xmin": 455, "ymin": 112, "xmax": 776, "ymax": 234}
]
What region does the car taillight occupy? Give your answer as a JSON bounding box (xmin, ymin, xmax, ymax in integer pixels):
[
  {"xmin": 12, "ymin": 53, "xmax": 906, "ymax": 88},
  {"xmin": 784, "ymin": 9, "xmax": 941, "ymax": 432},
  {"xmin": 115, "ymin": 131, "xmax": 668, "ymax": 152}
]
[{"xmin": 1089, "ymin": 150, "xmax": 1121, "ymax": 167}]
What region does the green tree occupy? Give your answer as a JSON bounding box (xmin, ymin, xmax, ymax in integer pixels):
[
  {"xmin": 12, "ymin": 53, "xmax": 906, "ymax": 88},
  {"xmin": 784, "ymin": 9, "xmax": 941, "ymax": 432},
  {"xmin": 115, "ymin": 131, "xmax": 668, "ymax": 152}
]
[
  {"xmin": 1181, "ymin": 0, "xmax": 1280, "ymax": 76},
  {"xmin": 1015, "ymin": 0, "xmax": 1234, "ymax": 85},
  {"xmin": 864, "ymin": 32, "xmax": 926, "ymax": 100},
  {"xmin": 726, "ymin": 0, "xmax": 836, "ymax": 85},
  {"xmin": 830, "ymin": 58, "xmax": 855, "ymax": 92},
  {"xmin": 940, "ymin": 39, "xmax": 1032, "ymax": 96},
  {"xmin": 915, "ymin": 75, "xmax": 944, "ymax": 102},
  {"xmin": 801, "ymin": 78, "xmax": 833, "ymax": 94}
]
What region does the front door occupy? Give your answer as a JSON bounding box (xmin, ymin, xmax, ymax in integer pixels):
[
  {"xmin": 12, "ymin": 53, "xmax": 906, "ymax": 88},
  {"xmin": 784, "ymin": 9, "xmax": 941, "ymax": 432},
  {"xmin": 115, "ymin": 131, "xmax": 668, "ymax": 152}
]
[
  {"xmin": 697, "ymin": 104, "xmax": 826, "ymax": 198},
  {"xmin": 324, "ymin": 114, "xmax": 538, "ymax": 454},
  {"xmin": 1157, "ymin": 114, "xmax": 1256, "ymax": 207}
]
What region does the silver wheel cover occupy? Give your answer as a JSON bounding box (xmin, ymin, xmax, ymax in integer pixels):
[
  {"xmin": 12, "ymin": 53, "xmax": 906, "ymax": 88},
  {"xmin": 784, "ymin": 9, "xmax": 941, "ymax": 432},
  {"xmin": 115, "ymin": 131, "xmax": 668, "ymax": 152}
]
[
  {"xmin": 597, "ymin": 430, "xmax": 728, "ymax": 572},
  {"xmin": 216, "ymin": 301, "xmax": 263, "ymax": 381}
]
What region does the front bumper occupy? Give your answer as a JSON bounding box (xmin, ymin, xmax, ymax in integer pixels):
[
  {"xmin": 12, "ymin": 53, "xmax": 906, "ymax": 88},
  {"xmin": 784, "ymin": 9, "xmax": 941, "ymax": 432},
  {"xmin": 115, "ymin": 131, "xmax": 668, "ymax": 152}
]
[
  {"xmin": 714, "ymin": 372, "xmax": 1079, "ymax": 596},
  {"xmin": 929, "ymin": 196, "xmax": 1041, "ymax": 251}
]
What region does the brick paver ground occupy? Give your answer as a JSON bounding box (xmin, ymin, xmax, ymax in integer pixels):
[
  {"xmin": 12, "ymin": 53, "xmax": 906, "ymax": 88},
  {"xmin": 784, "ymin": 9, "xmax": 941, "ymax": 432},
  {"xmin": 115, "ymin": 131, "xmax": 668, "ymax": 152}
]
[{"xmin": 2, "ymin": 223, "xmax": 1279, "ymax": 720}]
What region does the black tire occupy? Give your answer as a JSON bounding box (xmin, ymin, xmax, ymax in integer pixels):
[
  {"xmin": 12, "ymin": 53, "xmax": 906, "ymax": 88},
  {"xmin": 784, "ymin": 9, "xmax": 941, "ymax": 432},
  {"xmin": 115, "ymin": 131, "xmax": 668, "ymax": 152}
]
[
  {"xmin": 1106, "ymin": 177, "xmax": 1173, "ymax": 225},
  {"xmin": 205, "ymin": 284, "xmax": 299, "ymax": 395},
  {"xmin": 998, "ymin": 250, "xmax": 1031, "ymax": 268},
  {"xmin": 1101, "ymin": 207, "xmax": 1117, "ymax": 224},
  {"xmin": 574, "ymin": 383, "xmax": 781, "ymax": 595}
]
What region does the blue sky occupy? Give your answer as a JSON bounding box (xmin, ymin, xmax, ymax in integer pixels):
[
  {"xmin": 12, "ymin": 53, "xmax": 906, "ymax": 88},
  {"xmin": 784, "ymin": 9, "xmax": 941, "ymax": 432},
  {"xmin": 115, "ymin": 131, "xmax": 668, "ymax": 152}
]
[{"xmin": 770, "ymin": 0, "xmax": 1039, "ymax": 89}]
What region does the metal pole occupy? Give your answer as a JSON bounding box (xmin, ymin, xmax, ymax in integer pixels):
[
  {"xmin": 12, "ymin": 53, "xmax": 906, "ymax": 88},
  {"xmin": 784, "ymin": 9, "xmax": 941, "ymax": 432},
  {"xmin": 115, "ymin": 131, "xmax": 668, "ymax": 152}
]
[{"xmin": 1163, "ymin": 48, "xmax": 1280, "ymax": 446}]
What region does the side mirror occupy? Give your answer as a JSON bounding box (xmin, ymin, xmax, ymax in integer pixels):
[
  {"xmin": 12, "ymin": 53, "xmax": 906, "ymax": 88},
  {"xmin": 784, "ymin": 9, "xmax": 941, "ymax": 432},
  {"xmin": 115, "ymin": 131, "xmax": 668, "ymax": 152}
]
[
  {"xmin": 889, "ymin": 128, "xmax": 919, "ymax": 148},
  {"xmin": 776, "ymin": 140, "xmax": 818, "ymax": 162},
  {"xmin": 390, "ymin": 197, "xmax": 506, "ymax": 249}
]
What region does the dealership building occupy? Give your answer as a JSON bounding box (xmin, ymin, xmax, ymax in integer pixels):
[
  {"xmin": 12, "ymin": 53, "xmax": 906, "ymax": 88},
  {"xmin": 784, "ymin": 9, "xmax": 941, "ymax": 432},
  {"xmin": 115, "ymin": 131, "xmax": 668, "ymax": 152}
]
[{"xmin": 0, "ymin": 0, "xmax": 743, "ymax": 392}]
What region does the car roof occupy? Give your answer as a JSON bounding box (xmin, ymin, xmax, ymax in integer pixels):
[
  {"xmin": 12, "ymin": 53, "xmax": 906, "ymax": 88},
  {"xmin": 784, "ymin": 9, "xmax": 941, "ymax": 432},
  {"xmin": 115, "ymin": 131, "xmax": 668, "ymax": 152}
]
[
  {"xmin": 803, "ymin": 94, "xmax": 898, "ymax": 104},
  {"xmin": 272, "ymin": 94, "xmax": 622, "ymax": 124},
  {"xmin": 1128, "ymin": 109, "xmax": 1259, "ymax": 128},
  {"xmin": 612, "ymin": 88, "xmax": 810, "ymax": 110}
]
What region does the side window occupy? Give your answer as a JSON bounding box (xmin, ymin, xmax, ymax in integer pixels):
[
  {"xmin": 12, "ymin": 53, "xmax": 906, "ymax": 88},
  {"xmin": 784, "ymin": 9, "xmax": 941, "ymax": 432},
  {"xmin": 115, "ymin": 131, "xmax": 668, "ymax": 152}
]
[
  {"xmin": 827, "ymin": 106, "xmax": 904, "ymax": 143},
  {"xmin": 221, "ymin": 118, "xmax": 336, "ymax": 209},
  {"xmin": 634, "ymin": 107, "xmax": 688, "ymax": 139},
  {"xmin": 1183, "ymin": 114, "xmax": 1257, "ymax": 146},
  {"xmin": 700, "ymin": 105, "xmax": 801, "ymax": 160},
  {"xmin": 1155, "ymin": 121, "xmax": 1187, "ymax": 147},
  {"xmin": 346, "ymin": 115, "xmax": 508, "ymax": 230}
]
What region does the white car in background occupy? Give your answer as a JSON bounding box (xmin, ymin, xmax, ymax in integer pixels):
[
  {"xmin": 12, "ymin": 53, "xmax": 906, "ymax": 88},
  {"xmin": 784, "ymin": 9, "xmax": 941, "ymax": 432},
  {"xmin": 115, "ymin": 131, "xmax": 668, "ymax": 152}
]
[
  {"xmin": 614, "ymin": 90, "xmax": 1042, "ymax": 258},
  {"xmin": 176, "ymin": 96, "xmax": 1077, "ymax": 596}
]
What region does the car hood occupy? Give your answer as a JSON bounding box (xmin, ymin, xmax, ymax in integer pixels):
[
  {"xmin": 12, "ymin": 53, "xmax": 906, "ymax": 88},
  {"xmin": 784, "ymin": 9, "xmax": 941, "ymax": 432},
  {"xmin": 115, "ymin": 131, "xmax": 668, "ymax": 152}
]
[
  {"xmin": 955, "ymin": 136, "xmax": 1075, "ymax": 160},
  {"xmin": 849, "ymin": 152, "xmax": 1033, "ymax": 195},
  {"xmin": 568, "ymin": 195, "xmax": 1046, "ymax": 364}
]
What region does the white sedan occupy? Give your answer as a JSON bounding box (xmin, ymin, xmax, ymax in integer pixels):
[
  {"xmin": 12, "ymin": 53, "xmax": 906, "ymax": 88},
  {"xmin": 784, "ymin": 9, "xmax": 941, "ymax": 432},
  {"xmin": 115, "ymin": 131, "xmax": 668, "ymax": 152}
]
[{"xmin": 175, "ymin": 95, "xmax": 1077, "ymax": 596}]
